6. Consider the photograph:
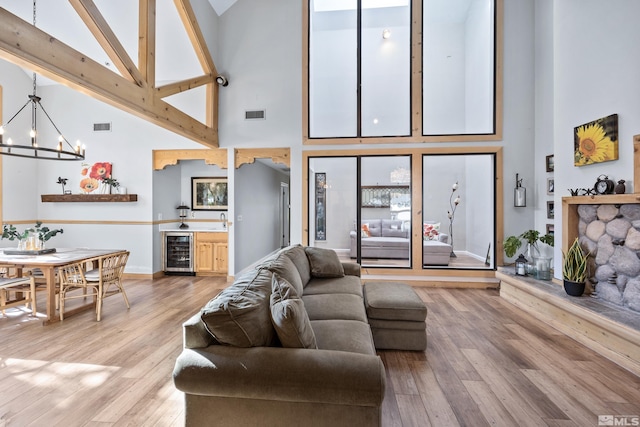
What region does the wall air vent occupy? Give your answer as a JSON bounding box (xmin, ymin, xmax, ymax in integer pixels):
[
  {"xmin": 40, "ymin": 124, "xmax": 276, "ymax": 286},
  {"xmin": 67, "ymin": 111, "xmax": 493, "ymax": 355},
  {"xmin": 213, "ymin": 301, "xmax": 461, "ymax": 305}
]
[
  {"xmin": 245, "ymin": 110, "xmax": 266, "ymax": 120},
  {"xmin": 93, "ymin": 122, "xmax": 112, "ymax": 132}
]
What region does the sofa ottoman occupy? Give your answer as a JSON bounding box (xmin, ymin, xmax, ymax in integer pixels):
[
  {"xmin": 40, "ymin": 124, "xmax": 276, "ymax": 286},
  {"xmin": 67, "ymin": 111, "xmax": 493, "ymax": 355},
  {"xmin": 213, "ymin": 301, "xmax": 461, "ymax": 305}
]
[
  {"xmin": 363, "ymin": 282, "xmax": 427, "ymax": 351},
  {"xmin": 423, "ymin": 240, "xmax": 452, "ymax": 266}
]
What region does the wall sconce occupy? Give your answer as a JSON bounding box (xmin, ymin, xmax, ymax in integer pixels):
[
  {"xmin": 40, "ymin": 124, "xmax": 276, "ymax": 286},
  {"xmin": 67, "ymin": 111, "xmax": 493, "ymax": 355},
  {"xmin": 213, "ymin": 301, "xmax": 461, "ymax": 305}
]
[
  {"xmin": 382, "ymin": 29, "xmax": 391, "ymax": 39},
  {"xmin": 514, "ymin": 173, "xmax": 526, "ymax": 207},
  {"xmin": 216, "ymin": 75, "xmax": 229, "ymax": 87},
  {"xmin": 177, "ymin": 204, "xmax": 190, "ymax": 229}
]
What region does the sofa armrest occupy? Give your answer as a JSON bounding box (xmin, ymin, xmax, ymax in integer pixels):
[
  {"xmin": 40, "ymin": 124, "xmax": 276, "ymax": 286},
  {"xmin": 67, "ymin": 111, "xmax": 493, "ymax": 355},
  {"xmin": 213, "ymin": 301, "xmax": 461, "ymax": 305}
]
[
  {"xmin": 173, "ymin": 346, "xmax": 385, "ymax": 407},
  {"xmin": 342, "ymin": 262, "xmax": 361, "ymax": 277},
  {"xmin": 438, "ymin": 233, "xmax": 449, "ymax": 244},
  {"xmin": 183, "ymin": 312, "xmax": 216, "ymax": 349}
]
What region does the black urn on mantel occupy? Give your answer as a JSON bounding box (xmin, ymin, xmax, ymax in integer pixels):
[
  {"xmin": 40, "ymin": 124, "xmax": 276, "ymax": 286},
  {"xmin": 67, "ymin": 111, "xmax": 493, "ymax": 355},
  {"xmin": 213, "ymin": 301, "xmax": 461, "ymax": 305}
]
[{"xmin": 614, "ymin": 180, "xmax": 626, "ymax": 194}]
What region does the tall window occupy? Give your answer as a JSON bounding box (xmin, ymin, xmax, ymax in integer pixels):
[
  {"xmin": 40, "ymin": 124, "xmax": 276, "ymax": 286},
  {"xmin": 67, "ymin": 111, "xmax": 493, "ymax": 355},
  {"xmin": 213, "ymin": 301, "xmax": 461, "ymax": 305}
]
[
  {"xmin": 306, "ymin": 0, "xmax": 500, "ymax": 142},
  {"xmin": 308, "ymin": 0, "xmax": 411, "ymax": 138}
]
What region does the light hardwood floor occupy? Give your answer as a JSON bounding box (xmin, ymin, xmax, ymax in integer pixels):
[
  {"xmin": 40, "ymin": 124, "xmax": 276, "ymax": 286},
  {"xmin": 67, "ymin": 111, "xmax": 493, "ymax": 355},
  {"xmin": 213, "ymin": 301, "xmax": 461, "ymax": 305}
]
[{"xmin": 1, "ymin": 276, "xmax": 639, "ymax": 426}]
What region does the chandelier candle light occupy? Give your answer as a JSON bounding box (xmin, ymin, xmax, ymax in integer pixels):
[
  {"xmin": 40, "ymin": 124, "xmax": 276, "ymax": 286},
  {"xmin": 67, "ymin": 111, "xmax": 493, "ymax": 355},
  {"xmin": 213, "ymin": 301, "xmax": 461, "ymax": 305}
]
[
  {"xmin": 0, "ymin": 0, "xmax": 85, "ymax": 161},
  {"xmin": 448, "ymin": 181, "xmax": 461, "ymax": 258}
]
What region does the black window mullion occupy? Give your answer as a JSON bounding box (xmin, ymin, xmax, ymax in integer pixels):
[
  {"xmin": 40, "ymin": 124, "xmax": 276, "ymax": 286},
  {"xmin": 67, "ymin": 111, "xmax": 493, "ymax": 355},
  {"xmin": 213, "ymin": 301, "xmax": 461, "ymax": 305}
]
[{"xmin": 356, "ymin": 0, "xmax": 362, "ymax": 137}]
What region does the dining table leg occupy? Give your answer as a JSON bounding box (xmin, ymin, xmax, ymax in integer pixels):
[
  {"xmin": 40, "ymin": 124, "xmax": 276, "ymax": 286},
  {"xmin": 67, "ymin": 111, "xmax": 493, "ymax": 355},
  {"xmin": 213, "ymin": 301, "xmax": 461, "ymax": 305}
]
[{"xmin": 43, "ymin": 267, "xmax": 57, "ymax": 325}]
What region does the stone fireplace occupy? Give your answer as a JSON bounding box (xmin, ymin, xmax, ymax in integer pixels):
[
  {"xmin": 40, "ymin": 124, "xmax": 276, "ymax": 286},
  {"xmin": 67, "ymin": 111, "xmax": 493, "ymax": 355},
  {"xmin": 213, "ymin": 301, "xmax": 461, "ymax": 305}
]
[
  {"xmin": 577, "ymin": 203, "xmax": 640, "ymax": 312},
  {"xmin": 561, "ymin": 136, "xmax": 640, "ymax": 313}
]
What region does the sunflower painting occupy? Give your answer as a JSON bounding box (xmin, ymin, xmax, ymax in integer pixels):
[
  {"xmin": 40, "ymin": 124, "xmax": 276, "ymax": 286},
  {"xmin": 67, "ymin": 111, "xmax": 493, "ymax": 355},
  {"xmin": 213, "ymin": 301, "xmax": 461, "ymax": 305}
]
[
  {"xmin": 80, "ymin": 162, "xmax": 112, "ymax": 193},
  {"xmin": 574, "ymin": 114, "xmax": 618, "ymax": 166}
]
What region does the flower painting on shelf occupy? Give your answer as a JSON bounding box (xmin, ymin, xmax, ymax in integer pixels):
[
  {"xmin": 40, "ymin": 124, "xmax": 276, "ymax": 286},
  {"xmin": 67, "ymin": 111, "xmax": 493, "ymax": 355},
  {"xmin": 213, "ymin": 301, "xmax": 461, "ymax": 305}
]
[
  {"xmin": 574, "ymin": 114, "xmax": 618, "ymax": 167},
  {"xmin": 80, "ymin": 162, "xmax": 112, "ymax": 193}
]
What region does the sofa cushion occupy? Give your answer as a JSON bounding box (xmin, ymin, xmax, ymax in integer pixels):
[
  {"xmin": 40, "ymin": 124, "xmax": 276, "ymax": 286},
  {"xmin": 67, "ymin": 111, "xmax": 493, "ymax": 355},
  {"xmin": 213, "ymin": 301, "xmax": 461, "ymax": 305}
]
[
  {"xmin": 304, "ymin": 247, "xmax": 344, "ymax": 278},
  {"xmin": 200, "ymin": 268, "xmax": 276, "ymax": 347},
  {"xmin": 382, "ymin": 220, "xmax": 406, "ymax": 238},
  {"xmin": 302, "ymin": 293, "xmax": 368, "ymax": 323},
  {"xmin": 282, "ymin": 244, "xmax": 312, "ymax": 286},
  {"xmin": 303, "ymin": 275, "xmax": 363, "ymax": 297},
  {"xmin": 270, "ymin": 274, "xmax": 317, "ymax": 349},
  {"xmin": 264, "ymin": 252, "xmax": 305, "ymax": 296},
  {"xmin": 310, "ymin": 320, "xmax": 375, "ymax": 355}
]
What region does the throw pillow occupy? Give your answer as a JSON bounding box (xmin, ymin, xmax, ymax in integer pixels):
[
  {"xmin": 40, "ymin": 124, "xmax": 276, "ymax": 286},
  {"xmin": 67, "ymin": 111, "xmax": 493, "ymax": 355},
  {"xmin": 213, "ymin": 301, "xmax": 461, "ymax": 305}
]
[
  {"xmin": 361, "ymin": 223, "xmax": 371, "ymax": 238},
  {"xmin": 304, "ymin": 246, "xmax": 345, "ymax": 278},
  {"xmin": 264, "ymin": 253, "xmax": 305, "ymax": 296},
  {"xmin": 201, "ymin": 268, "xmax": 276, "ymax": 347},
  {"xmin": 270, "ymin": 274, "xmax": 317, "ymax": 349},
  {"xmin": 423, "ymin": 222, "xmax": 440, "ymax": 241}
]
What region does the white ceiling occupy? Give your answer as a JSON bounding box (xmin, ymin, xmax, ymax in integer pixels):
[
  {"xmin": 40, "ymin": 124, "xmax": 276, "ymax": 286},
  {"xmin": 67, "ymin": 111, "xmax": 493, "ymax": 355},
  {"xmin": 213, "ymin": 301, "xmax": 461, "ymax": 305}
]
[{"xmin": 207, "ymin": 0, "xmax": 237, "ymax": 15}]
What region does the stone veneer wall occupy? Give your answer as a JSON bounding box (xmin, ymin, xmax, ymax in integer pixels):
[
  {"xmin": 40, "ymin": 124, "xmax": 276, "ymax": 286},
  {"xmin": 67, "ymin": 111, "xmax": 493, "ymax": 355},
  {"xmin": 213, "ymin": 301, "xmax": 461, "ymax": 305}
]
[{"xmin": 578, "ymin": 204, "xmax": 640, "ymax": 312}]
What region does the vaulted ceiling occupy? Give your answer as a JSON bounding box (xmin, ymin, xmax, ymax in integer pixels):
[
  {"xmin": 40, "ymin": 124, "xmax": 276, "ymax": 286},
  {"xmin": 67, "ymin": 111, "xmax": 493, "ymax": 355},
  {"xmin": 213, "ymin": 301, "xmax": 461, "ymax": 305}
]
[{"xmin": 0, "ymin": 0, "xmax": 220, "ymax": 147}]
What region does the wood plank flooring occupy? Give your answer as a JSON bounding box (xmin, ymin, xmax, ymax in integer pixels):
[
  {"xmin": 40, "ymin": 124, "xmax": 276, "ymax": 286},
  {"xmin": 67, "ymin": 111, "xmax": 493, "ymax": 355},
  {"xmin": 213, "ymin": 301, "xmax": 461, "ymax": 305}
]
[{"xmin": 1, "ymin": 276, "xmax": 639, "ymax": 426}]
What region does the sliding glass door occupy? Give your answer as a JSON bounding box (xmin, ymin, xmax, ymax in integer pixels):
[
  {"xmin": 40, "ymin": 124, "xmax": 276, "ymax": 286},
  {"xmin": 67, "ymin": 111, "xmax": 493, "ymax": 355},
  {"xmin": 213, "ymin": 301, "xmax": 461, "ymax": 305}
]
[{"xmin": 307, "ymin": 151, "xmax": 495, "ymax": 271}]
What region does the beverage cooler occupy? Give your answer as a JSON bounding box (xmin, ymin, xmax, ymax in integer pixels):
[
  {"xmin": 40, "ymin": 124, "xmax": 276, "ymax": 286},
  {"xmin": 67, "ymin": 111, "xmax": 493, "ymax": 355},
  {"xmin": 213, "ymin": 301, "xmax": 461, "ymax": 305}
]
[{"xmin": 162, "ymin": 231, "xmax": 194, "ymax": 275}]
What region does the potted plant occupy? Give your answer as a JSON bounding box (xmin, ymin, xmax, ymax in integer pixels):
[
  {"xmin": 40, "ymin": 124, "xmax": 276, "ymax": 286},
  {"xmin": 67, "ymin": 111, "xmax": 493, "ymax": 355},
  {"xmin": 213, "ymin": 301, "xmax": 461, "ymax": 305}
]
[
  {"xmin": 2, "ymin": 222, "xmax": 63, "ymax": 250},
  {"xmin": 504, "ymin": 230, "xmax": 554, "ymax": 259},
  {"xmin": 562, "ymin": 237, "xmax": 589, "ymax": 296},
  {"xmin": 103, "ymin": 178, "xmax": 120, "ymax": 194},
  {"xmin": 504, "ymin": 230, "xmax": 554, "ymax": 278}
]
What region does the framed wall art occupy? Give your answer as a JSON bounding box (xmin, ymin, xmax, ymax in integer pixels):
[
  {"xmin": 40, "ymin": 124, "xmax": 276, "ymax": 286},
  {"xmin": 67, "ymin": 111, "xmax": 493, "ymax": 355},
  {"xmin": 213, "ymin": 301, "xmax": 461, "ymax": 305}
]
[
  {"xmin": 315, "ymin": 172, "xmax": 326, "ymax": 241},
  {"xmin": 192, "ymin": 177, "xmax": 228, "ymax": 210},
  {"xmin": 545, "ymin": 155, "xmax": 554, "ymax": 172},
  {"xmin": 547, "ymin": 201, "xmax": 555, "ymax": 219},
  {"xmin": 547, "ymin": 178, "xmax": 554, "ymax": 195},
  {"xmin": 574, "ymin": 113, "xmax": 618, "ymax": 166}
]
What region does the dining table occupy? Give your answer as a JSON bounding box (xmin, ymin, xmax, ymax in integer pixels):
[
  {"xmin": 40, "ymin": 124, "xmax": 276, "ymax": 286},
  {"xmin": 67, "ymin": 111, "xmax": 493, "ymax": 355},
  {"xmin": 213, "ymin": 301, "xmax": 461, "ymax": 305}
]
[{"xmin": 0, "ymin": 247, "xmax": 125, "ymax": 325}]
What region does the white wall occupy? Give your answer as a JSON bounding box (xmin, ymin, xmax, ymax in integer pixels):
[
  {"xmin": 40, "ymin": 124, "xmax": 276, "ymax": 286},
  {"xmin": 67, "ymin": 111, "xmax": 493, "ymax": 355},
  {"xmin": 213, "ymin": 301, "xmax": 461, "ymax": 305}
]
[
  {"xmin": 0, "ymin": 61, "xmax": 38, "ymax": 225},
  {"xmin": 550, "ymin": 0, "xmax": 640, "ymax": 277},
  {"xmin": 234, "ymin": 161, "xmax": 288, "ymax": 271}
]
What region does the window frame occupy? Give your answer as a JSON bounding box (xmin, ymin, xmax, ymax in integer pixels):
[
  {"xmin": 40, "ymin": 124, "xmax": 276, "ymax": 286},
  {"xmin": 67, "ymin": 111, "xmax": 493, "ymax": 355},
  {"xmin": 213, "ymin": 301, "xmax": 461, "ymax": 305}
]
[
  {"xmin": 302, "ymin": 146, "xmax": 504, "ymax": 278},
  {"xmin": 302, "ymin": 0, "xmax": 503, "ymax": 144}
]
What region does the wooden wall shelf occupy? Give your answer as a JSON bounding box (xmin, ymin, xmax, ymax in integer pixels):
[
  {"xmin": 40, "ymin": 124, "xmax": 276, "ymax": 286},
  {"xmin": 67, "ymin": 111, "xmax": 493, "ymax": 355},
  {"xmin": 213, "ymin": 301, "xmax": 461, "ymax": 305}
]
[{"xmin": 41, "ymin": 194, "xmax": 138, "ymax": 203}]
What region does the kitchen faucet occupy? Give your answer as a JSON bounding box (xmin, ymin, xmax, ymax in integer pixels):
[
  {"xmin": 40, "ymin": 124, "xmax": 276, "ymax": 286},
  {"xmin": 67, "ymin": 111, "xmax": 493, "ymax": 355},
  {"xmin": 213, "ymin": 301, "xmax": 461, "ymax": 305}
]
[{"xmin": 220, "ymin": 213, "xmax": 227, "ymax": 229}]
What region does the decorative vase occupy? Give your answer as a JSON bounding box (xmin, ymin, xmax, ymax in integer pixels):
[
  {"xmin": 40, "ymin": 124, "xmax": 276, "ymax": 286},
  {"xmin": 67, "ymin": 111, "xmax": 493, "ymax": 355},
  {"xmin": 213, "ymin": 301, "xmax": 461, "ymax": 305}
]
[
  {"xmin": 533, "ymin": 257, "xmax": 552, "ymax": 280},
  {"xmin": 563, "ymin": 279, "xmax": 585, "ymax": 296},
  {"xmin": 614, "ymin": 180, "xmax": 626, "ymax": 194}
]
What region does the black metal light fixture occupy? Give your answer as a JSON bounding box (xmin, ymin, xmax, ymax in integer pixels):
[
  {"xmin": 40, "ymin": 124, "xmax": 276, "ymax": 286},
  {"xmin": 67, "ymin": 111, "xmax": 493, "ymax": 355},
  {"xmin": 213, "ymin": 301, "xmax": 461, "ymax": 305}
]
[
  {"xmin": 0, "ymin": 0, "xmax": 85, "ymax": 161},
  {"xmin": 514, "ymin": 173, "xmax": 526, "ymax": 207},
  {"xmin": 177, "ymin": 205, "xmax": 190, "ymax": 229},
  {"xmin": 215, "ymin": 75, "xmax": 229, "ymax": 87}
]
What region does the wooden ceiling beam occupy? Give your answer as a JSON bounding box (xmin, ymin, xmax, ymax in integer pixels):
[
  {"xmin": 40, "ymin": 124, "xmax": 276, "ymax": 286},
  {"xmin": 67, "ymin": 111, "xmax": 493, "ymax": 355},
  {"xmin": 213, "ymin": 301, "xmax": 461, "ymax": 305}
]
[
  {"xmin": 156, "ymin": 74, "xmax": 214, "ymax": 98},
  {"xmin": 69, "ymin": 0, "xmax": 146, "ymax": 87},
  {"xmin": 0, "ymin": 7, "xmax": 217, "ymax": 147},
  {"xmin": 173, "ymin": 0, "xmax": 217, "ymax": 75},
  {"xmin": 139, "ymin": 0, "xmax": 156, "ymax": 86},
  {"xmin": 173, "ymin": 0, "xmax": 219, "ymax": 128}
]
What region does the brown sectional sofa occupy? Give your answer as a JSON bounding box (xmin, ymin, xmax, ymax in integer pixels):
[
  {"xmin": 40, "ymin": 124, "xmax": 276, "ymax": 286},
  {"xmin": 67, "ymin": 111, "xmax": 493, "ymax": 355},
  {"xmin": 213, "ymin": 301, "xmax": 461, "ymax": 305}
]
[{"xmin": 172, "ymin": 244, "xmax": 386, "ymax": 427}]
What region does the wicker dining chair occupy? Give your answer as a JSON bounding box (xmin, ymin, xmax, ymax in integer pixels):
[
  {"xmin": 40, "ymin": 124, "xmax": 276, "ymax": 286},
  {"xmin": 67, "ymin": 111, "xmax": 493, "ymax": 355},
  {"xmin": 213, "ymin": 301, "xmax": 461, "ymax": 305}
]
[
  {"xmin": 58, "ymin": 260, "xmax": 102, "ymax": 321},
  {"xmin": 0, "ymin": 276, "xmax": 37, "ymax": 316},
  {"xmin": 85, "ymin": 251, "xmax": 130, "ymax": 310}
]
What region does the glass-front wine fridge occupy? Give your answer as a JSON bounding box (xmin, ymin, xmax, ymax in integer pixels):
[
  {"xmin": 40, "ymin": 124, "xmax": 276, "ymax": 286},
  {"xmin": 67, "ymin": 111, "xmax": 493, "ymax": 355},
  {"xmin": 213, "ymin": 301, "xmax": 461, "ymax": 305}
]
[{"xmin": 162, "ymin": 231, "xmax": 194, "ymax": 275}]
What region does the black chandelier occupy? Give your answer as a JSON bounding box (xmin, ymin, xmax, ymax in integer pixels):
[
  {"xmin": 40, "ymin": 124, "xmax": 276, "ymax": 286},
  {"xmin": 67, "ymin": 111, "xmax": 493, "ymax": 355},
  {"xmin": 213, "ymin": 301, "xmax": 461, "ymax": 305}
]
[{"xmin": 0, "ymin": 0, "xmax": 85, "ymax": 161}]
